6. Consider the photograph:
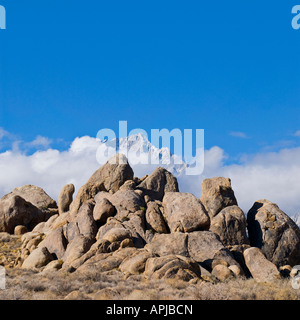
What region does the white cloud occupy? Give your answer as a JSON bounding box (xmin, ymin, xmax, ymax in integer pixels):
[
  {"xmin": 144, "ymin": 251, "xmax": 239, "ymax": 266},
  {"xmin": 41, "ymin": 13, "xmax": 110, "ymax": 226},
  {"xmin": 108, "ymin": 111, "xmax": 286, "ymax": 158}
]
[
  {"xmin": 294, "ymin": 130, "xmax": 300, "ymax": 137},
  {"xmin": 229, "ymin": 131, "xmax": 249, "ymax": 139},
  {"xmin": 0, "ymin": 134, "xmax": 300, "ymax": 219},
  {"xmin": 179, "ymin": 147, "xmax": 300, "ymax": 217},
  {"xmin": 0, "ymin": 128, "xmax": 8, "ymax": 140},
  {"xmin": 0, "ymin": 136, "xmax": 102, "ymax": 201},
  {"xmin": 26, "ymin": 135, "xmax": 53, "ymax": 149}
]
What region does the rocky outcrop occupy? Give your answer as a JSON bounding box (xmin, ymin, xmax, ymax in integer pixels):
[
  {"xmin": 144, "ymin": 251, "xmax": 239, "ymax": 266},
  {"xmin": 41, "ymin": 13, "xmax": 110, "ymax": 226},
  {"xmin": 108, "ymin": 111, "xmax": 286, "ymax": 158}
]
[
  {"xmin": 243, "ymin": 247, "xmax": 281, "ymax": 283},
  {"xmin": 6, "ymin": 155, "xmax": 298, "ymax": 285},
  {"xmin": 145, "ymin": 231, "xmax": 242, "ymax": 272},
  {"xmin": 210, "ymin": 205, "xmax": 249, "ymax": 246},
  {"xmin": 145, "ymin": 201, "xmax": 168, "ymax": 234},
  {"xmin": 200, "ymin": 177, "xmax": 237, "ymax": 218},
  {"xmin": 22, "ymin": 247, "xmax": 53, "ymax": 269},
  {"xmin": 0, "ymin": 194, "xmax": 54, "ymax": 234},
  {"xmin": 212, "ymin": 264, "xmax": 234, "ymax": 282},
  {"xmin": 136, "ymin": 167, "xmax": 179, "ymax": 201},
  {"xmin": 37, "ymin": 227, "xmax": 67, "ymax": 260},
  {"xmin": 93, "ymin": 198, "xmax": 116, "ymax": 225},
  {"xmin": 144, "ymin": 255, "xmax": 201, "ymax": 281},
  {"xmin": 70, "ymin": 154, "xmax": 134, "ymax": 214},
  {"xmin": 247, "ymin": 199, "xmax": 300, "ymax": 267},
  {"xmin": 9, "ymin": 185, "xmax": 57, "ymax": 212},
  {"xmin": 200, "ymin": 177, "xmax": 248, "ymax": 246},
  {"xmin": 163, "ymin": 192, "xmax": 210, "ymax": 233},
  {"xmin": 58, "ymin": 184, "xmax": 75, "ymax": 215},
  {"xmin": 119, "ymin": 250, "xmax": 154, "ymax": 275},
  {"xmin": 95, "ymin": 190, "xmax": 145, "ymax": 219}
]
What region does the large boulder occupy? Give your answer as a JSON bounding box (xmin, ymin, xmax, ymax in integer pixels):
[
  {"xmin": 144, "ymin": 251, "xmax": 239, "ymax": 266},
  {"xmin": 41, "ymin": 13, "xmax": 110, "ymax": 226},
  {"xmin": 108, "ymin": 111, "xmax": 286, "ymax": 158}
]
[
  {"xmin": 136, "ymin": 167, "xmax": 179, "ymax": 201},
  {"xmin": 70, "ymin": 154, "xmax": 134, "ymax": 213},
  {"xmin": 210, "ymin": 205, "xmax": 249, "ymax": 246},
  {"xmin": 76, "ymin": 247, "xmax": 137, "ymax": 274},
  {"xmin": 145, "ymin": 232, "xmax": 189, "ymax": 257},
  {"xmin": 58, "ymin": 184, "xmax": 75, "ymax": 215},
  {"xmin": 187, "ymin": 231, "xmax": 239, "ymax": 269},
  {"xmin": 119, "ymin": 250, "xmax": 154, "ymax": 275},
  {"xmin": 76, "ymin": 201, "xmax": 97, "ymax": 240},
  {"xmin": 145, "ymin": 231, "xmax": 240, "ymax": 270},
  {"xmin": 22, "ymin": 247, "xmax": 53, "ymax": 269},
  {"xmin": 121, "ymin": 210, "xmax": 146, "ymax": 248},
  {"xmin": 9, "ymin": 185, "xmax": 57, "ymax": 212},
  {"xmin": 93, "ymin": 198, "xmax": 116, "ymax": 225},
  {"xmin": 163, "ymin": 192, "xmax": 210, "ymax": 233},
  {"xmin": 102, "ymin": 227, "xmax": 131, "ymax": 243},
  {"xmin": 243, "ymin": 247, "xmax": 281, "ymax": 283},
  {"xmin": 0, "ymin": 194, "xmax": 54, "ymax": 234},
  {"xmin": 37, "ymin": 227, "xmax": 67, "ymax": 260},
  {"xmin": 144, "ymin": 255, "xmax": 201, "ymax": 281},
  {"xmin": 145, "ymin": 201, "xmax": 168, "ymax": 234},
  {"xmin": 200, "ymin": 177, "xmax": 237, "ymax": 218},
  {"xmin": 247, "ymin": 199, "xmax": 300, "ymax": 267},
  {"xmin": 212, "ymin": 264, "xmax": 234, "ymax": 282},
  {"xmin": 62, "ymin": 235, "xmax": 95, "ymax": 266},
  {"xmin": 95, "ymin": 190, "xmax": 145, "ymax": 219}
]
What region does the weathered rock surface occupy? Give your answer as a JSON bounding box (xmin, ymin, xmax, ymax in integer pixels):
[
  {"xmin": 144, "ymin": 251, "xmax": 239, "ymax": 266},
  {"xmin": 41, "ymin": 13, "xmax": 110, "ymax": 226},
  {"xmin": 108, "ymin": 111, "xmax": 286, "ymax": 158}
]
[
  {"xmin": 62, "ymin": 235, "xmax": 94, "ymax": 266},
  {"xmin": 93, "ymin": 198, "xmax": 116, "ymax": 225},
  {"xmin": 188, "ymin": 232, "xmax": 240, "ymax": 270},
  {"xmin": 228, "ymin": 244, "xmax": 251, "ymax": 277},
  {"xmin": 102, "ymin": 227, "xmax": 131, "ymax": 243},
  {"xmin": 119, "ymin": 250, "xmax": 154, "ymax": 275},
  {"xmin": 95, "ymin": 190, "xmax": 145, "ymax": 219},
  {"xmin": 76, "ymin": 247, "xmax": 137, "ymax": 274},
  {"xmin": 9, "ymin": 185, "xmax": 57, "ymax": 212},
  {"xmin": 38, "ymin": 227, "xmax": 67, "ymax": 260},
  {"xmin": 14, "ymin": 225, "xmax": 28, "ymax": 235},
  {"xmin": 70, "ymin": 154, "xmax": 134, "ymax": 213},
  {"xmin": 247, "ymin": 199, "xmax": 300, "ymax": 267},
  {"xmin": 145, "ymin": 255, "xmax": 201, "ymax": 281},
  {"xmin": 210, "ymin": 205, "xmax": 249, "ymax": 246},
  {"xmin": 22, "ymin": 246, "xmax": 53, "ymax": 269},
  {"xmin": 137, "ymin": 167, "xmax": 179, "ymax": 201},
  {"xmin": 163, "ymin": 192, "xmax": 210, "ymax": 233},
  {"xmin": 121, "ymin": 210, "xmax": 146, "ymax": 248},
  {"xmin": 145, "ymin": 232, "xmax": 189, "ymax": 257},
  {"xmin": 212, "ymin": 264, "xmax": 233, "ymax": 281},
  {"xmin": 200, "ymin": 177, "xmax": 237, "ymax": 218},
  {"xmin": 58, "ymin": 184, "xmax": 75, "ymax": 215},
  {"xmin": 243, "ymin": 247, "xmax": 281, "ymax": 283},
  {"xmin": 145, "ymin": 201, "xmax": 168, "ymax": 234},
  {"xmin": 76, "ymin": 201, "xmax": 97, "ymax": 240},
  {"xmin": 145, "ymin": 231, "xmax": 240, "ymax": 271},
  {"xmin": 0, "ymin": 194, "xmax": 53, "ymax": 234},
  {"xmin": 8, "ymin": 161, "xmax": 297, "ymax": 286}
]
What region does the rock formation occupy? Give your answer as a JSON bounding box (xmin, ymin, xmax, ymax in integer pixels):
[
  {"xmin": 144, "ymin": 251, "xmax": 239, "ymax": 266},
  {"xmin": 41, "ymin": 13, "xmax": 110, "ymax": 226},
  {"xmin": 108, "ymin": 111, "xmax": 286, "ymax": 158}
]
[
  {"xmin": 247, "ymin": 199, "xmax": 300, "ymax": 267},
  {"xmin": 1, "ymin": 154, "xmax": 299, "ymax": 286}
]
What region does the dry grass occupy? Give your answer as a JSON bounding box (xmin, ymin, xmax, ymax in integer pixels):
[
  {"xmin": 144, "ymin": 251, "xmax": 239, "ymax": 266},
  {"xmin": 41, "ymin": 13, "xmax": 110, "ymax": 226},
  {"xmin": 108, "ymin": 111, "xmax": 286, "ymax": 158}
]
[
  {"xmin": 0, "ymin": 268, "xmax": 299, "ymax": 300},
  {"xmin": 0, "ymin": 233, "xmax": 22, "ymax": 269},
  {"xmin": 0, "ymin": 233, "xmax": 299, "ymax": 300}
]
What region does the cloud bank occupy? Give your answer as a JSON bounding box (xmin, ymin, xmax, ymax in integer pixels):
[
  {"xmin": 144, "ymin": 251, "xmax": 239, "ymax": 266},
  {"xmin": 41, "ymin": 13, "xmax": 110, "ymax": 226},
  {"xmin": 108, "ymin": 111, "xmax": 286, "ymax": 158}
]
[{"xmin": 0, "ymin": 133, "xmax": 300, "ymax": 219}]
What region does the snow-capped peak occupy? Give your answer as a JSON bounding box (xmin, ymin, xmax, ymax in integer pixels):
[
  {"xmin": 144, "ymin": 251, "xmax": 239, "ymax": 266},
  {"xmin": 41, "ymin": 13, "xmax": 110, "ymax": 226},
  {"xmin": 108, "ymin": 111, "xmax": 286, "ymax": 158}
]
[{"xmin": 98, "ymin": 133, "xmax": 187, "ymax": 176}]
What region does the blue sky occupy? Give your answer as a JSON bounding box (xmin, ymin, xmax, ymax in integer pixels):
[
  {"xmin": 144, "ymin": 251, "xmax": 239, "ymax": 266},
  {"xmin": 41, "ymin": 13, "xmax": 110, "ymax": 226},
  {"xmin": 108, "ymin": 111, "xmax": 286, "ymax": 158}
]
[
  {"xmin": 1, "ymin": 1, "xmax": 300, "ymax": 217},
  {"xmin": 1, "ymin": 1, "xmax": 300, "ymax": 160}
]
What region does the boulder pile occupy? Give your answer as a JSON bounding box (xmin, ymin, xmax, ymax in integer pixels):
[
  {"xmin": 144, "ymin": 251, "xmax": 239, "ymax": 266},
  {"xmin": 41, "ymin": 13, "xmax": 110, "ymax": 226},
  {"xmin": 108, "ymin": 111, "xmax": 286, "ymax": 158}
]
[{"xmin": 1, "ymin": 154, "xmax": 300, "ymax": 284}]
